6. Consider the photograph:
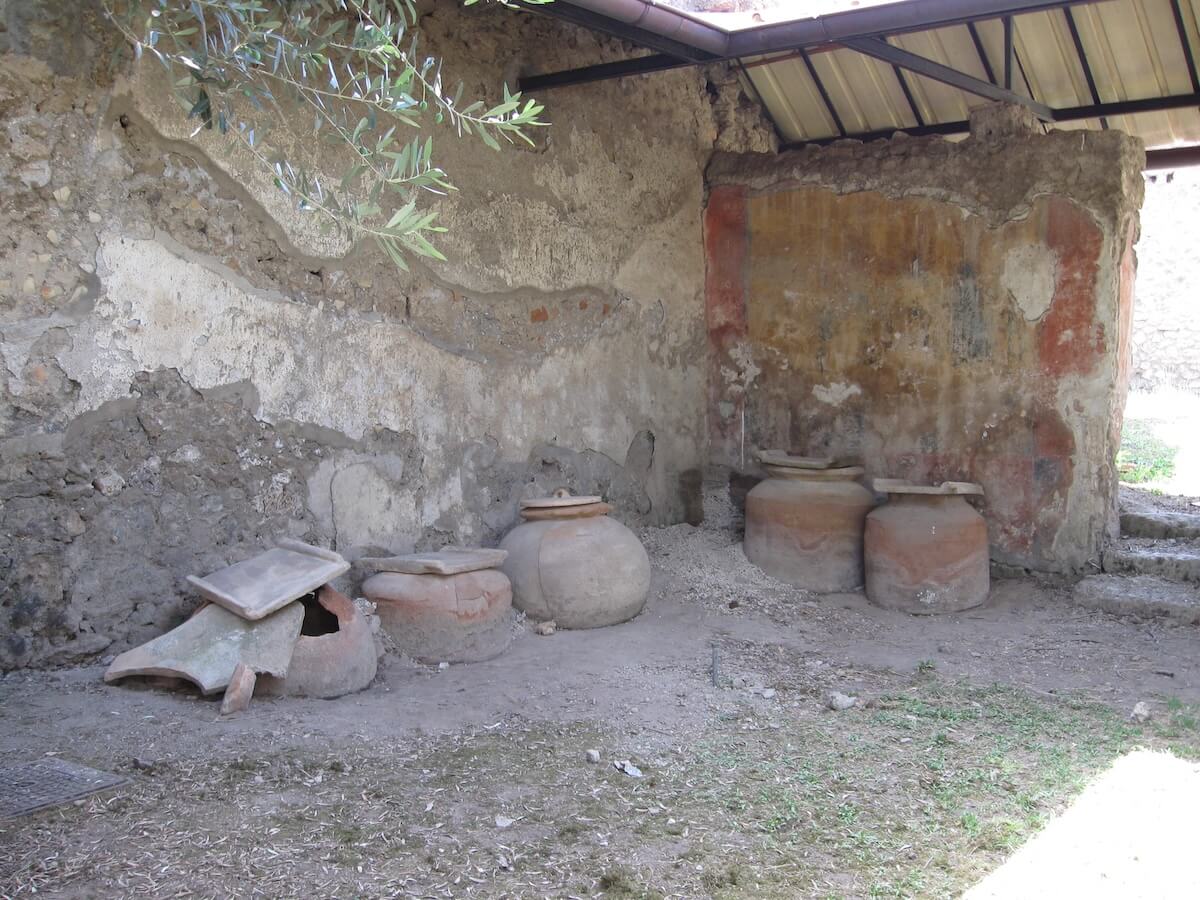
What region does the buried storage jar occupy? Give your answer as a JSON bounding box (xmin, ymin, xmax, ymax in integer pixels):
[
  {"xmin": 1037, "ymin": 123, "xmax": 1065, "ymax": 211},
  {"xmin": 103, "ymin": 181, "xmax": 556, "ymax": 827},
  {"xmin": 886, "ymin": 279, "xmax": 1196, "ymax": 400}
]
[
  {"xmin": 500, "ymin": 490, "xmax": 650, "ymax": 629},
  {"xmin": 361, "ymin": 548, "xmax": 513, "ymax": 664},
  {"xmin": 864, "ymin": 480, "xmax": 989, "ymax": 614},
  {"xmin": 744, "ymin": 451, "xmax": 876, "ymax": 592}
]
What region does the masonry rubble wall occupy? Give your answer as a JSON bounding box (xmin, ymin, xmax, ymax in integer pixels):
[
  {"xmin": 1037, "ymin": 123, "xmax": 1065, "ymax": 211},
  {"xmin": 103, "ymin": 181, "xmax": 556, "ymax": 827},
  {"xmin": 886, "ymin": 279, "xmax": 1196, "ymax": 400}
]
[
  {"xmin": 0, "ymin": 0, "xmax": 776, "ymax": 669},
  {"xmin": 705, "ymin": 106, "xmax": 1145, "ymax": 573}
]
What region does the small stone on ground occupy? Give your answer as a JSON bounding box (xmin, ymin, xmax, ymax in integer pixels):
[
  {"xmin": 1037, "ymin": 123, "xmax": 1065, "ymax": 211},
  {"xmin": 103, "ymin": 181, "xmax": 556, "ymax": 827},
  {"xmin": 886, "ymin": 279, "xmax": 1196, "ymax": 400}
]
[{"xmin": 826, "ymin": 690, "xmax": 857, "ymax": 711}]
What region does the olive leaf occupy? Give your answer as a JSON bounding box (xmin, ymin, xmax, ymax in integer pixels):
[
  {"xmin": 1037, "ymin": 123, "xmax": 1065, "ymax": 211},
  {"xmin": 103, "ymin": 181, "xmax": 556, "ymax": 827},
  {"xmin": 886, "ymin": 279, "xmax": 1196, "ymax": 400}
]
[{"xmin": 103, "ymin": 0, "xmax": 552, "ymax": 269}]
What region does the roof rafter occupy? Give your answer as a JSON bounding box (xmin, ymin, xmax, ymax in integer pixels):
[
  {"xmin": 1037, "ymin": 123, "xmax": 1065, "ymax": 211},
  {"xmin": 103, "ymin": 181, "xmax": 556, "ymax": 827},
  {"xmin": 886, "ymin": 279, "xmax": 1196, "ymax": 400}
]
[{"xmin": 841, "ymin": 35, "xmax": 1054, "ymax": 120}]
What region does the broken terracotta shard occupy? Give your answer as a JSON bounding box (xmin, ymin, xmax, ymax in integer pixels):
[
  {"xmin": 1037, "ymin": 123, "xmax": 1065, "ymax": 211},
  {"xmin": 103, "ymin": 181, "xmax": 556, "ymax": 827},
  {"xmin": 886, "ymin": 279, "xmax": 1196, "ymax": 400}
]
[
  {"xmin": 256, "ymin": 586, "xmax": 377, "ymax": 699},
  {"xmin": 220, "ymin": 662, "xmax": 256, "ymax": 715},
  {"xmin": 103, "ymin": 603, "xmax": 303, "ymax": 695},
  {"xmin": 186, "ymin": 539, "xmax": 349, "ymax": 620}
]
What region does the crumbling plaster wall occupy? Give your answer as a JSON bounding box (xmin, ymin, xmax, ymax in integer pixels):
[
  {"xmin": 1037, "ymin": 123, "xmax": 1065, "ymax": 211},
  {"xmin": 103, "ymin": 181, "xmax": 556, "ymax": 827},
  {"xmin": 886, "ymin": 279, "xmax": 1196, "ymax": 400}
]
[
  {"xmin": 706, "ymin": 108, "xmax": 1144, "ymax": 572},
  {"xmin": 0, "ymin": 0, "xmax": 776, "ymax": 669}
]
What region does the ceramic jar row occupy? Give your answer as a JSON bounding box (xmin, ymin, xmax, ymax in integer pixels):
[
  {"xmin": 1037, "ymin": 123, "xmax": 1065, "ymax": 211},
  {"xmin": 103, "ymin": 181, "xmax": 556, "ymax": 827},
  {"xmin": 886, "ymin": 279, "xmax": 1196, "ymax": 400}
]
[{"xmin": 743, "ymin": 455, "xmax": 989, "ymax": 613}]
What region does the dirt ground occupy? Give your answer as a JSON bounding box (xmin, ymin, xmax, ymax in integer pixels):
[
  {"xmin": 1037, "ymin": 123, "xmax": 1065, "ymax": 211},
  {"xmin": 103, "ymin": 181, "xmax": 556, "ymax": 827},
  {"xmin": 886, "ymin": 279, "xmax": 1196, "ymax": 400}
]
[{"xmin": 3, "ymin": 519, "xmax": 1200, "ymax": 898}]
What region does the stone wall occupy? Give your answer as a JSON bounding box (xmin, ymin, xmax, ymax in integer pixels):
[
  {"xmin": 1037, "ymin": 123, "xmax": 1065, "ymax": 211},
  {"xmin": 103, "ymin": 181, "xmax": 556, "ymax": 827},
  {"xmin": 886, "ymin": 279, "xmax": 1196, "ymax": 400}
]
[
  {"xmin": 706, "ymin": 107, "xmax": 1144, "ymax": 573},
  {"xmin": 0, "ymin": 0, "xmax": 776, "ymax": 669},
  {"xmin": 1131, "ymin": 168, "xmax": 1200, "ymax": 392}
]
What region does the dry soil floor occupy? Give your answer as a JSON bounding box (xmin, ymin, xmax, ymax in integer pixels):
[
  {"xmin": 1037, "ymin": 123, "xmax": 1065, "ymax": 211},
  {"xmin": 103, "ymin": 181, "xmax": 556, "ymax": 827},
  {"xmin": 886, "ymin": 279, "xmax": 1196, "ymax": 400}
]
[{"xmin": 3, "ymin": 522, "xmax": 1200, "ymax": 898}]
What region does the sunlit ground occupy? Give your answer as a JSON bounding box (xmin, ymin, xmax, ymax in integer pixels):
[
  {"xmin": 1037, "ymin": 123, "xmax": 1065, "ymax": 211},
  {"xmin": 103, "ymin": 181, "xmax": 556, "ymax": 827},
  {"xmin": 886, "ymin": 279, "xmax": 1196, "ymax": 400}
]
[
  {"xmin": 967, "ymin": 749, "xmax": 1200, "ymax": 898},
  {"xmin": 1121, "ymin": 389, "xmax": 1200, "ymax": 496}
]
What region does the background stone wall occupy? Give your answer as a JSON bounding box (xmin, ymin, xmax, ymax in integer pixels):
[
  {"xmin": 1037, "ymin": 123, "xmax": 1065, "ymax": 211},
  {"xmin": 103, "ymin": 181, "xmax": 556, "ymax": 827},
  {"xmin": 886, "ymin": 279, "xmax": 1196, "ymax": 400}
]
[
  {"xmin": 0, "ymin": 0, "xmax": 776, "ymax": 669},
  {"xmin": 706, "ymin": 111, "xmax": 1144, "ymax": 573},
  {"xmin": 1131, "ymin": 168, "xmax": 1200, "ymax": 393}
]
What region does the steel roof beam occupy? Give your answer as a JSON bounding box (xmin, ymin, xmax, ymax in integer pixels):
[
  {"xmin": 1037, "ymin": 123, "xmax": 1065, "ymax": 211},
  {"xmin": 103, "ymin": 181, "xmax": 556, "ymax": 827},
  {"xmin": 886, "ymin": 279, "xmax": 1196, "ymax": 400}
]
[
  {"xmin": 724, "ymin": 0, "xmax": 1105, "ymax": 59},
  {"xmin": 782, "ymin": 91, "xmax": 1200, "ymax": 148},
  {"xmin": 842, "ymin": 36, "xmax": 1054, "ymax": 120},
  {"xmin": 1169, "ymin": 0, "xmax": 1200, "ymax": 94}
]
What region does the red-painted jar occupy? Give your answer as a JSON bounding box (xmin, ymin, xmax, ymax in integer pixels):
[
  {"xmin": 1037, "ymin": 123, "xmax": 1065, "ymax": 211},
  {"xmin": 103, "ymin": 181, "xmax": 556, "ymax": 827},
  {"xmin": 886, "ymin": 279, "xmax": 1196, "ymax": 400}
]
[
  {"xmin": 744, "ymin": 453, "xmax": 875, "ymax": 592},
  {"xmin": 864, "ymin": 480, "xmax": 989, "ymax": 614}
]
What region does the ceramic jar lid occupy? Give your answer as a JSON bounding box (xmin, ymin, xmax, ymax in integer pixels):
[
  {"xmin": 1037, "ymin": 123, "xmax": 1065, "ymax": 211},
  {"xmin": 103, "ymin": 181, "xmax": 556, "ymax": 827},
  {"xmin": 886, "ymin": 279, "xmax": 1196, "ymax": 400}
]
[
  {"xmin": 872, "ymin": 478, "xmax": 984, "ymax": 496},
  {"xmin": 757, "ymin": 449, "xmax": 837, "ymax": 470},
  {"xmin": 359, "ymin": 547, "xmax": 508, "ymax": 575},
  {"xmin": 519, "ymin": 489, "xmax": 610, "ymax": 520},
  {"xmin": 520, "ymin": 488, "xmax": 603, "ymax": 509}
]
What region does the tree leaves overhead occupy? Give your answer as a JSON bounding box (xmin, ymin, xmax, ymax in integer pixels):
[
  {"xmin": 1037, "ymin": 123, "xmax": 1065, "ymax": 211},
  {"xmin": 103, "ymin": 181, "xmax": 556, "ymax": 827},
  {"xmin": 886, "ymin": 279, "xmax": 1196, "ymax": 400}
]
[{"xmin": 103, "ymin": 0, "xmax": 551, "ymax": 268}]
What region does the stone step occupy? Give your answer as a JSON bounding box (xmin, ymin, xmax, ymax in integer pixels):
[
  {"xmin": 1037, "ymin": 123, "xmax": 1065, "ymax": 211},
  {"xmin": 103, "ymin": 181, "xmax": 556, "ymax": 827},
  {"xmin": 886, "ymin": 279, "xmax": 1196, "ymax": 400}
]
[
  {"xmin": 1101, "ymin": 542, "xmax": 1200, "ymax": 584},
  {"xmin": 1120, "ymin": 510, "xmax": 1200, "ymax": 540},
  {"xmin": 1072, "ymin": 574, "xmax": 1200, "ymax": 625}
]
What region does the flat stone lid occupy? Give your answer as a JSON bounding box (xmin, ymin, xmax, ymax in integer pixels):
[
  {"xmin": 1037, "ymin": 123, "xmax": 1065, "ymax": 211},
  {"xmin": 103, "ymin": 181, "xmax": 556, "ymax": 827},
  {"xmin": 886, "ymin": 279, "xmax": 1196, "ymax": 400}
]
[
  {"xmin": 873, "ymin": 478, "xmax": 984, "ymax": 496},
  {"xmin": 520, "ymin": 493, "xmax": 603, "ymax": 509},
  {"xmin": 359, "ymin": 547, "xmax": 508, "ymax": 575},
  {"xmin": 757, "ymin": 450, "xmax": 836, "ymax": 469},
  {"xmin": 186, "ymin": 539, "xmax": 349, "ymax": 621}
]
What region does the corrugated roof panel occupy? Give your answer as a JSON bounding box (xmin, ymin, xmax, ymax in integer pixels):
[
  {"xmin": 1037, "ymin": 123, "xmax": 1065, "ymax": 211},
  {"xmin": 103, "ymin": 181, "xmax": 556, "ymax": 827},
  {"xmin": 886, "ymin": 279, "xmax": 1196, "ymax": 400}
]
[
  {"xmin": 745, "ymin": 54, "xmax": 840, "ymax": 142},
  {"xmin": 1014, "ymin": 11, "xmax": 1090, "ymax": 108},
  {"xmin": 739, "ymin": 0, "xmax": 1200, "ymax": 149},
  {"xmin": 1088, "ymin": 0, "xmax": 1199, "ymax": 144},
  {"xmin": 889, "ymin": 27, "xmax": 985, "ymax": 122},
  {"xmin": 811, "ymin": 48, "xmax": 910, "ymax": 133}
]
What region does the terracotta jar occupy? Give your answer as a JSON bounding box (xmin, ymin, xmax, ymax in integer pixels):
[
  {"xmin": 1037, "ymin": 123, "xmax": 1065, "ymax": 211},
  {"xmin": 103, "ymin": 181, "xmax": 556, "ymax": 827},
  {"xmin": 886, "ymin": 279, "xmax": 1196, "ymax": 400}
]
[
  {"xmin": 744, "ymin": 452, "xmax": 875, "ymax": 592},
  {"xmin": 864, "ymin": 480, "xmax": 989, "ymax": 614},
  {"xmin": 361, "ymin": 549, "xmax": 513, "ymax": 663},
  {"xmin": 499, "ymin": 490, "xmax": 650, "ymax": 629},
  {"xmin": 257, "ymin": 586, "xmax": 378, "ymax": 698}
]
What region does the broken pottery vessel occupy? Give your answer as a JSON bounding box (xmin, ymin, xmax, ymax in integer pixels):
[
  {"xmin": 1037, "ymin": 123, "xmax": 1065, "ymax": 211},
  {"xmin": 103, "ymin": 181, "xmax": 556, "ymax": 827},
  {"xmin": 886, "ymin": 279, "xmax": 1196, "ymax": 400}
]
[
  {"xmin": 864, "ymin": 479, "xmax": 990, "ymax": 614},
  {"xmin": 103, "ymin": 602, "xmax": 303, "ymax": 695},
  {"xmin": 256, "ymin": 586, "xmax": 377, "ymax": 699},
  {"xmin": 744, "ymin": 452, "xmax": 875, "ymax": 592},
  {"xmin": 361, "ymin": 548, "xmax": 513, "ymax": 663},
  {"xmin": 500, "ymin": 490, "xmax": 650, "ymax": 629}
]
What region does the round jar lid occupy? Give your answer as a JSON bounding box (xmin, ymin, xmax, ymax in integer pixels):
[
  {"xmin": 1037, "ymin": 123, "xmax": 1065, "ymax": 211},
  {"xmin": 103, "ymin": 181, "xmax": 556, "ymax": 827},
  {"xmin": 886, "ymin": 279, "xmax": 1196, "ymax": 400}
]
[
  {"xmin": 757, "ymin": 450, "xmax": 837, "ymax": 470},
  {"xmin": 519, "ymin": 489, "xmax": 603, "ymax": 509},
  {"xmin": 872, "ymin": 478, "xmax": 984, "ymax": 496}
]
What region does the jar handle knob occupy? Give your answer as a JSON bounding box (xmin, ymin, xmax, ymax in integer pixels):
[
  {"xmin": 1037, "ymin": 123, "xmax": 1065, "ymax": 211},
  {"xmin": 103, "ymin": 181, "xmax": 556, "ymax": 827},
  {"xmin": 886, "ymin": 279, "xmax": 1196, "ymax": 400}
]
[{"xmin": 553, "ymin": 487, "xmax": 571, "ymax": 498}]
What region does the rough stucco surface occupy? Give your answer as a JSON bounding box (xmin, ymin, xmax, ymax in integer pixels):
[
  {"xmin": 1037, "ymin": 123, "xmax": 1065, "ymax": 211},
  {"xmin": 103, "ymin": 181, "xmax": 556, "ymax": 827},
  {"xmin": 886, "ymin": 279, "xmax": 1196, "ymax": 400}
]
[
  {"xmin": 0, "ymin": 0, "xmax": 774, "ymax": 669},
  {"xmin": 706, "ymin": 113, "xmax": 1145, "ymax": 573}
]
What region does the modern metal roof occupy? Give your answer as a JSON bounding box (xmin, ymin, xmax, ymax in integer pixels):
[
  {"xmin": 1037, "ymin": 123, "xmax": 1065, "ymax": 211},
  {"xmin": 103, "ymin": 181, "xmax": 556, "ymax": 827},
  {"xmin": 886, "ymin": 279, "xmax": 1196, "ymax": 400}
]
[
  {"xmin": 520, "ymin": 0, "xmax": 1200, "ymax": 156},
  {"xmin": 741, "ymin": 0, "xmax": 1200, "ymax": 147}
]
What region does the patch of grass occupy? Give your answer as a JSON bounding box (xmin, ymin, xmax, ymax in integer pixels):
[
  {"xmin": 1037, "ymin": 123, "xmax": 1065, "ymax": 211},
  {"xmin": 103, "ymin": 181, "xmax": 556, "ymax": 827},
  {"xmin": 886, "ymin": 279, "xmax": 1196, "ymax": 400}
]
[
  {"xmin": 1118, "ymin": 419, "xmax": 1177, "ymax": 484},
  {"xmin": 598, "ymin": 865, "xmax": 661, "ymax": 898}
]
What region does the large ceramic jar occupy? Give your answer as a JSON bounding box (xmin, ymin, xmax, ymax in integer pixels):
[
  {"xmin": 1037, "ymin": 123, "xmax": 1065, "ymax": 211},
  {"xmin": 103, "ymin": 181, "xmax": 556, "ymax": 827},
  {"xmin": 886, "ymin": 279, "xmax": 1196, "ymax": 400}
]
[
  {"xmin": 499, "ymin": 491, "xmax": 650, "ymax": 629},
  {"xmin": 864, "ymin": 480, "xmax": 989, "ymax": 614},
  {"xmin": 361, "ymin": 548, "xmax": 513, "ymax": 663},
  {"xmin": 744, "ymin": 453, "xmax": 875, "ymax": 591}
]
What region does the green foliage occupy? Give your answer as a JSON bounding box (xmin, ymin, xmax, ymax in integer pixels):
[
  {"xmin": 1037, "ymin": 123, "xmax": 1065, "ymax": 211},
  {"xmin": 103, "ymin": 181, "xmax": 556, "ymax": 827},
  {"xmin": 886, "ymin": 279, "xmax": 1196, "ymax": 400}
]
[
  {"xmin": 1117, "ymin": 419, "xmax": 1177, "ymax": 484},
  {"xmin": 102, "ymin": 0, "xmax": 549, "ymax": 268}
]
